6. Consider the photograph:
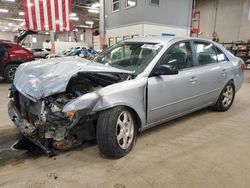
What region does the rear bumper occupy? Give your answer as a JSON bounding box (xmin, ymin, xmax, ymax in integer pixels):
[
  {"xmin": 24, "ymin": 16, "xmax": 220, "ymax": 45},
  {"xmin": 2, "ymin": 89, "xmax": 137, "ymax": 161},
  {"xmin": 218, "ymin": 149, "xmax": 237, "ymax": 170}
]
[{"xmin": 8, "ymin": 100, "xmax": 55, "ymax": 156}]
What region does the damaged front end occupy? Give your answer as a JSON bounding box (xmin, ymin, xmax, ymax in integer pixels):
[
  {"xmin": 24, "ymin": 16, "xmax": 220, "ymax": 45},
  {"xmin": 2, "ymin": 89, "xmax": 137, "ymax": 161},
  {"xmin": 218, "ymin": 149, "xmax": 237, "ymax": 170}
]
[{"xmin": 8, "ymin": 70, "xmax": 133, "ymax": 156}]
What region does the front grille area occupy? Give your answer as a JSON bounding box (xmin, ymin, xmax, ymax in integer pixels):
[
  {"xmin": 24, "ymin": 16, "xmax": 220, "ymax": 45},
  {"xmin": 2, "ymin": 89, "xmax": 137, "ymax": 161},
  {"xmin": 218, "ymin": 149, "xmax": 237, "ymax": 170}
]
[{"xmin": 14, "ymin": 92, "xmax": 41, "ymax": 124}]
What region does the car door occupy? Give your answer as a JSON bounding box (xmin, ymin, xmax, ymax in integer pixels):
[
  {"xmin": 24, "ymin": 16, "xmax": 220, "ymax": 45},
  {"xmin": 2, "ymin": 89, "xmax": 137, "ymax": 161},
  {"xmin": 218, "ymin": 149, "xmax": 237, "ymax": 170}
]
[
  {"xmin": 147, "ymin": 41, "xmax": 203, "ymax": 125},
  {"xmin": 190, "ymin": 41, "xmax": 229, "ymax": 106}
]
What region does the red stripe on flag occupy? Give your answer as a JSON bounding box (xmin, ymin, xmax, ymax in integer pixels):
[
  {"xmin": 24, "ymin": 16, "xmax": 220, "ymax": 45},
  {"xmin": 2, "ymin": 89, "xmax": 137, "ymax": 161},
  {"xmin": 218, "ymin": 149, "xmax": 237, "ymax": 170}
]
[
  {"xmin": 46, "ymin": 0, "xmax": 53, "ymax": 31},
  {"xmin": 68, "ymin": 0, "xmax": 73, "ymax": 31},
  {"xmin": 22, "ymin": 0, "xmax": 30, "ymax": 29},
  {"xmin": 30, "ymin": 0, "xmax": 37, "ymax": 30},
  {"xmin": 39, "ymin": 0, "xmax": 45, "ymax": 31},
  {"xmin": 54, "ymin": 0, "xmax": 60, "ymax": 31},
  {"xmin": 62, "ymin": 0, "xmax": 67, "ymax": 31}
]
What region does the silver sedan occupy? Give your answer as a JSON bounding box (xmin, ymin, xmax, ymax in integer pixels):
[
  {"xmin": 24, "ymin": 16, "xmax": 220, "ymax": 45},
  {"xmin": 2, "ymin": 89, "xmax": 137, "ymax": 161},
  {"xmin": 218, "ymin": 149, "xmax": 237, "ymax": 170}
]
[{"xmin": 8, "ymin": 37, "xmax": 245, "ymax": 158}]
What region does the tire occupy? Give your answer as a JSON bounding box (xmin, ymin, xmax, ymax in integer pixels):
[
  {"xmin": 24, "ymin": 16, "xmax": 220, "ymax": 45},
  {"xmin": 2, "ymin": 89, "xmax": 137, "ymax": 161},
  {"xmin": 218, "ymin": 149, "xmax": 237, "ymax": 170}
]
[
  {"xmin": 214, "ymin": 81, "xmax": 235, "ymax": 112},
  {"xmin": 96, "ymin": 106, "xmax": 137, "ymax": 159},
  {"xmin": 3, "ymin": 64, "xmax": 19, "ymax": 83}
]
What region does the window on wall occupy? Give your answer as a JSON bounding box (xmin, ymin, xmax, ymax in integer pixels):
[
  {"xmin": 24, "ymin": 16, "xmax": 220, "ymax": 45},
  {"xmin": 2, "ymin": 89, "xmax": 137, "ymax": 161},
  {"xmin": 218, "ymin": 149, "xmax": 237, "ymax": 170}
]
[
  {"xmin": 150, "ymin": 0, "xmax": 159, "ymax": 6},
  {"xmin": 126, "ymin": 0, "xmax": 136, "ymax": 8},
  {"xmin": 112, "ymin": 0, "xmax": 120, "ymax": 12}
]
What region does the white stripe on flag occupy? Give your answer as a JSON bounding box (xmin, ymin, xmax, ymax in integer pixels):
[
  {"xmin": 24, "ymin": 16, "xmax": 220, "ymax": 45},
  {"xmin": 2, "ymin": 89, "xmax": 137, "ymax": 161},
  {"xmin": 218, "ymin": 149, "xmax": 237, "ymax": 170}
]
[
  {"xmin": 50, "ymin": 0, "xmax": 56, "ymax": 31},
  {"xmin": 43, "ymin": 0, "xmax": 49, "ymax": 30},
  {"xmin": 27, "ymin": 0, "xmax": 33, "ymax": 29},
  {"xmin": 58, "ymin": 0, "xmax": 63, "ymax": 31},
  {"xmin": 65, "ymin": 0, "xmax": 69, "ymax": 31},
  {"xmin": 34, "ymin": 0, "xmax": 41, "ymax": 30}
]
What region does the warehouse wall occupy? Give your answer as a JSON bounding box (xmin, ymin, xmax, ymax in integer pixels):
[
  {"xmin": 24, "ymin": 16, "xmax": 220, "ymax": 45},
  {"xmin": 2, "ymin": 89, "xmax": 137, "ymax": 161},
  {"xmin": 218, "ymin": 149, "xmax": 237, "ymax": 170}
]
[
  {"xmin": 197, "ymin": 0, "xmax": 250, "ymax": 42},
  {"xmin": 105, "ymin": 0, "xmax": 193, "ymax": 29}
]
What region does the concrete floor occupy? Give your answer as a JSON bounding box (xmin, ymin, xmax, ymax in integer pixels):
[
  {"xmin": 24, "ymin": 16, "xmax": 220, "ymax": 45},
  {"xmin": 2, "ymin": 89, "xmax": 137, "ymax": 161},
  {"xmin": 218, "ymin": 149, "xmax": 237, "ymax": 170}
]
[{"xmin": 0, "ymin": 71, "xmax": 250, "ymax": 188}]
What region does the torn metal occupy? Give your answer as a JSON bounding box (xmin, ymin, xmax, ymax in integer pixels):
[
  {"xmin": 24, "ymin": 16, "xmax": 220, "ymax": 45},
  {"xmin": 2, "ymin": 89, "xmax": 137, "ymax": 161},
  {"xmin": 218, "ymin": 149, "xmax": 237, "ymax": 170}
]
[{"xmin": 9, "ymin": 57, "xmax": 146, "ymax": 155}]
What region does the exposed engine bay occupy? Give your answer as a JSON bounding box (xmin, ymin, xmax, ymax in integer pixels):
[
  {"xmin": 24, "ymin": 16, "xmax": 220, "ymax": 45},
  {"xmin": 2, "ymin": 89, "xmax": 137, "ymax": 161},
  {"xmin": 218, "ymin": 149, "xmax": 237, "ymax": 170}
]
[{"xmin": 9, "ymin": 71, "xmax": 133, "ymax": 156}]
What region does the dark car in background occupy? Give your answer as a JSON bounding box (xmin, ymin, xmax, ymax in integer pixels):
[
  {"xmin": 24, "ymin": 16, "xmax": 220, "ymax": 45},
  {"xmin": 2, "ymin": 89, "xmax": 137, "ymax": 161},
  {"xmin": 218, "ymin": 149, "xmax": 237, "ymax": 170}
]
[{"xmin": 0, "ymin": 40, "xmax": 34, "ymax": 82}]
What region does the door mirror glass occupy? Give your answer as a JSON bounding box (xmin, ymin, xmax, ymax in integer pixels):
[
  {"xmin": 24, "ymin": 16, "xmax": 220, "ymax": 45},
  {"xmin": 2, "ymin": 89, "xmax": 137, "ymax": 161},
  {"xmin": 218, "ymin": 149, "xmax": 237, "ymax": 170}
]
[{"xmin": 154, "ymin": 65, "xmax": 178, "ymax": 76}]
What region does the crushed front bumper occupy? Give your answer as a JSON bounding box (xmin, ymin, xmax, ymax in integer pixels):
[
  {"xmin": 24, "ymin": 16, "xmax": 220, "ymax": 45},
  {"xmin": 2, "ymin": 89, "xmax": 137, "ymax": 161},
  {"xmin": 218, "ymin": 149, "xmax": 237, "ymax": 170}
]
[{"xmin": 8, "ymin": 100, "xmax": 55, "ymax": 156}]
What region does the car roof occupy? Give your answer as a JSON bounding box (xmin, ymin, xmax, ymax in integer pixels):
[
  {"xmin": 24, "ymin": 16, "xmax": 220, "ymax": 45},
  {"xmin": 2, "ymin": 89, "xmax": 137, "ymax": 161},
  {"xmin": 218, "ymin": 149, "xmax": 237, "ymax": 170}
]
[
  {"xmin": 0, "ymin": 40, "xmax": 16, "ymax": 44},
  {"xmin": 124, "ymin": 36, "xmax": 214, "ymax": 45}
]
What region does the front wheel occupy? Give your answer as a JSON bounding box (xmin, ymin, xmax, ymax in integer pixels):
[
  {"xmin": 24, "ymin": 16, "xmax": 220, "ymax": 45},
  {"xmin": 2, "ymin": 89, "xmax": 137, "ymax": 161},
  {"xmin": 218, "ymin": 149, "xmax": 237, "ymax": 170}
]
[
  {"xmin": 214, "ymin": 81, "xmax": 235, "ymax": 112},
  {"xmin": 96, "ymin": 106, "xmax": 137, "ymax": 159},
  {"xmin": 3, "ymin": 64, "xmax": 19, "ymax": 83}
]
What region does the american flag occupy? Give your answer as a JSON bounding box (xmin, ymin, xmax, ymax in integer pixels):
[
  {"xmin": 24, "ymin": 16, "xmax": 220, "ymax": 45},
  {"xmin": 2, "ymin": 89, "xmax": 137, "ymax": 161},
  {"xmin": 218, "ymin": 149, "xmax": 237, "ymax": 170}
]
[{"xmin": 22, "ymin": 0, "xmax": 73, "ymax": 32}]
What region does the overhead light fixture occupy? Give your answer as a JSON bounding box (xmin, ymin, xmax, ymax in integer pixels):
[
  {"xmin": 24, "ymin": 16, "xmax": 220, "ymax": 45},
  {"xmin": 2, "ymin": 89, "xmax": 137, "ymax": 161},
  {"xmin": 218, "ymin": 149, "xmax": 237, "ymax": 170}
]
[
  {"xmin": 91, "ymin": 3, "xmax": 100, "ymax": 8},
  {"xmin": 85, "ymin": 21, "xmax": 94, "ymax": 25},
  {"xmin": 0, "ymin": 9, "xmax": 9, "ymax": 13},
  {"xmin": 4, "ymin": 27, "xmax": 8, "ymax": 30},
  {"xmin": 70, "ymin": 17, "xmax": 79, "ymax": 21},
  {"xmin": 13, "ymin": 18, "xmax": 25, "ymax": 22},
  {"xmin": 70, "ymin": 13, "xmax": 77, "ymax": 17},
  {"xmin": 19, "ymin": 12, "xmax": 24, "ymax": 16},
  {"xmin": 2, "ymin": 0, "xmax": 15, "ymax": 2},
  {"xmin": 2, "ymin": 29, "xmax": 5, "ymax": 32},
  {"xmin": 78, "ymin": 25, "xmax": 90, "ymax": 28},
  {"xmin": 8, "ymin": 23, "xmax": 13, "ymax": 26},
  {"xmin": 88, "ymin": 9, "xmax": 99, "ymax": 13},
  {"xmin": 45, "ymin": 32, "xmax": 49, "ymax": 35}
]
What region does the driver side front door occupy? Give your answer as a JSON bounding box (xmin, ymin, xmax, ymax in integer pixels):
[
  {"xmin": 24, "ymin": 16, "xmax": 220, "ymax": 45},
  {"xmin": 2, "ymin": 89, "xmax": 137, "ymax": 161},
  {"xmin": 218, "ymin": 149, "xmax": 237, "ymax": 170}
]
[{"xmin": 147, "ymin": 41, "xmax": 202, "ymax": 126}]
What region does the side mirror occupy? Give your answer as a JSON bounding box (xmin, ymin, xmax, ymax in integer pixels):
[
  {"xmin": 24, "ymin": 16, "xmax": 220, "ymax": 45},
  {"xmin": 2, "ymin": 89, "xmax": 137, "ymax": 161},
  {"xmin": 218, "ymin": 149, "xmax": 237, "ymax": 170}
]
[{"xmin": 154, "ymin": 65, "xmax": 178, "ymax": 76}]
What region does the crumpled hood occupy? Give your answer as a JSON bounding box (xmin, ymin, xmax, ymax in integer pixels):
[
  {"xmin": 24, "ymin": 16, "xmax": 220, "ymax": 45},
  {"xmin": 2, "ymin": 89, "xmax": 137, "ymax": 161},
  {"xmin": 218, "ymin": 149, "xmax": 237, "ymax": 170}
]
[{"xmin": 14, "ymin": 57, "xmax": 133, "ymax": 100}]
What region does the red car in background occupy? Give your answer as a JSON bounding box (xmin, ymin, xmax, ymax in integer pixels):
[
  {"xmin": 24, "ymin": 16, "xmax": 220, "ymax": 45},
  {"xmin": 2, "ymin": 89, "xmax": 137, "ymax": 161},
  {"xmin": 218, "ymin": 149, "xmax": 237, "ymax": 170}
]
[{"xmin": 0, "ymin": 40, "xmax": 34, "ymax": 82}]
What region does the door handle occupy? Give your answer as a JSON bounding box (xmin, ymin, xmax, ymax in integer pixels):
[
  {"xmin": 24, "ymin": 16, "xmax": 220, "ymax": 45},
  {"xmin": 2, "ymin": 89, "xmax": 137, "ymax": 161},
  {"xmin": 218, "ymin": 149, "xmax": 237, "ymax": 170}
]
[
  {"xmin": 189, "ymin": 76, "xmax": 198, "ymax": 83},
  {"xmin": 222, "ymin": 69, "xmax": 228, "ymax": 76}
]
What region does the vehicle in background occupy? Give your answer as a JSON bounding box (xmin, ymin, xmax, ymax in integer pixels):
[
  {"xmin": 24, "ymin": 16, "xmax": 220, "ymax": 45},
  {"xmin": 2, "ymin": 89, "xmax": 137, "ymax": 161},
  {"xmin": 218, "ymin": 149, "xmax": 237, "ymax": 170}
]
[
  {"xmin": 0, "ymin": 40, "xmax": 34, "ymax": 82},
  {"xmin": 46, "ymin": 47, "xmax": 98, "ymax": 59},
  {"xmin": 33, "ymin": 48, "xmax": 51, "ymax": 59}
]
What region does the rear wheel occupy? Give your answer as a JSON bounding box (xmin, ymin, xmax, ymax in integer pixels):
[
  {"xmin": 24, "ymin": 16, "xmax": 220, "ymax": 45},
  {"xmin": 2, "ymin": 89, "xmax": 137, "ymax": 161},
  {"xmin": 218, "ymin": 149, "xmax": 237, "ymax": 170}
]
[
  {"xmin": 96, "ymin": 106, "xmax": 137, "ymax": 159},
  {"xmin": 214, "ymin": 81, "xmax": 235, "ymax": 112},
  {"xmin": 3, "ymin": 64, "xmax": 19, "ymax": 83}
]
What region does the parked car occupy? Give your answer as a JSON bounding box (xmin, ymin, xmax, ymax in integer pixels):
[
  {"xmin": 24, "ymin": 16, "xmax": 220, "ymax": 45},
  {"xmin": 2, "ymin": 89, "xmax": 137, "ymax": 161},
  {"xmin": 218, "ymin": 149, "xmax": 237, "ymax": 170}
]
[
  {"xmin": 0, "ymin": 40, "xmax": 34, "ymax": 82},
  {"xmin": 33, "ymin": 48, "xmax": 51, "ymax": 58},
  {"xmin": 8, "ymin": 37, "xmax": 245, "ymax": 158},
  {"xmin": 46, "ymin": 47, "xmax": 98, "ymax": 59}
]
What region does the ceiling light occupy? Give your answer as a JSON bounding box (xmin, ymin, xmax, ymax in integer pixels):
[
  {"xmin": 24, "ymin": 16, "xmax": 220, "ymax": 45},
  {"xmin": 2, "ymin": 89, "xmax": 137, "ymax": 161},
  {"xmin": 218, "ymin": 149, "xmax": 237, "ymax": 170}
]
[
  {"xmin": 88, "ymin": 9, "xmax": 99, "ymax": 13},
  {"xmin": 4, "ymin": 27, "xmax": 8, "ymax": 30},
  {"xmin": 85, "ymin": 21, "xmax": 94, "ymax": 25},
  {"xmin": 45, "ymin": 32, "xmax": 49, "ymax": 35},
  {"xmin": 2, "ymin": 0, "xmax": 15, "ymax": 2},
  {"xmin": 91, "ymin": 3, "xmax": 100, "ymax": 8},
  {"xmin": 70, "ymin": 17, "xmax": 79, "ymax": 21},
  {"xmin": 78, "ymin": 25, "xmax": 90, "ymax": 28},
  {"xmin": 70, "ymin": 13, "xmax": 77, "ymax": 17},
  {"xmin": 0, "ymin": 9, "xmax": 9, "ymax": 13},
  {"xmin": 19, "ymin": 12, "xmax": 24, "ymax": 16},
  {"xmin": 2, "ymin": 30, "xmax": 5, "ymax": 32},
  {"xmin": 8, "ymin": 23, "xmax": 13, "ymax": 26},
  {"xmin": 13, "ymin": 18, "xmax": 25, "ymax": 22}
]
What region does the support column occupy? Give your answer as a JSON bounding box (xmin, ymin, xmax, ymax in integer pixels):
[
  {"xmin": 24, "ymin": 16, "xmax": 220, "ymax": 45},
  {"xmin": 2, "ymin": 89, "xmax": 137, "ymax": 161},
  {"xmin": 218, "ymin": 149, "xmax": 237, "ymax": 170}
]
[
  {"xmin": 50, "ymin": 31, "xmax": 56, "ymax": 54},
  {"xmin": 99, "ymin": 0, "xmax": 105, "ymax": 50}
]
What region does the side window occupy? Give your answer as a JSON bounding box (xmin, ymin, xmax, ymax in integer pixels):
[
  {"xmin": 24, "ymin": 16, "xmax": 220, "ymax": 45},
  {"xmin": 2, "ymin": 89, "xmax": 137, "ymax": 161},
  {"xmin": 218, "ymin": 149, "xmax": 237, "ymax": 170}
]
[
  {"xmin": 216, "ymin": 47, "xmax": 228, "ymax": 62},
  {"xmin": 194, "ymin": 42, "xmax": 218, "ymax": 65},
  {"xmin": 112, "ymin": 0, "xmax": 120, "ymax": 12},
  {"xmin": 159, "ymin": 42, "xmax": 193, "ymax": 70}
]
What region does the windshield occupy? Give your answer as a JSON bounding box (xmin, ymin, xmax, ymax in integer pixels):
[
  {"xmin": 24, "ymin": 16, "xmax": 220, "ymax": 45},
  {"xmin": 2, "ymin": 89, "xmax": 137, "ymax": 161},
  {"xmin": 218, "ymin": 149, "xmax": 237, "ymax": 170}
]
[{"xmin": 95, "ymin": 42, "xmax": 163, "ymax": 75}]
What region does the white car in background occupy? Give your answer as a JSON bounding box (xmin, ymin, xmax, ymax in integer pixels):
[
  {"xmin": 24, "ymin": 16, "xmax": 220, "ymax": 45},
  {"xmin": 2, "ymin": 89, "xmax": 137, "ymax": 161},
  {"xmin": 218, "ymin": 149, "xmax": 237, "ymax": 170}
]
[{"xmin": 33, "ymin": 48, "xmax": 51, "ymax": 59}]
